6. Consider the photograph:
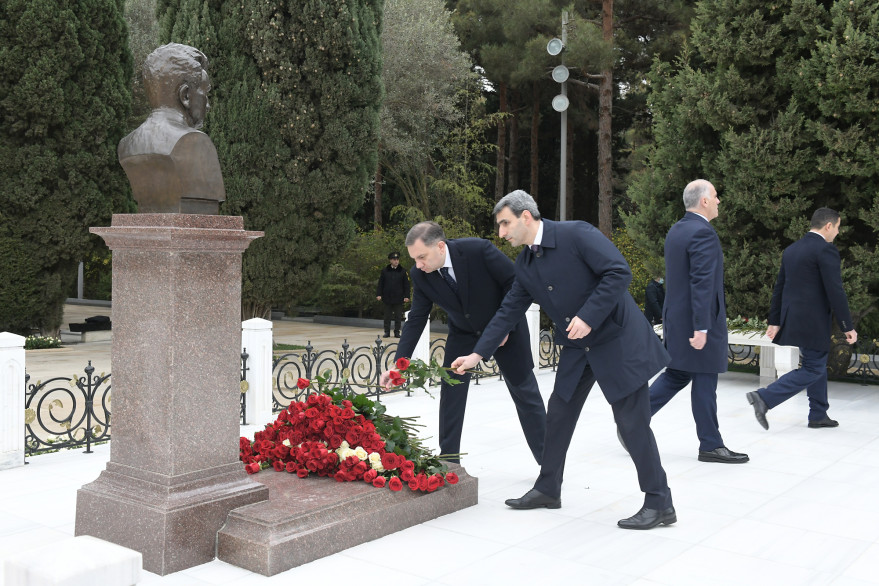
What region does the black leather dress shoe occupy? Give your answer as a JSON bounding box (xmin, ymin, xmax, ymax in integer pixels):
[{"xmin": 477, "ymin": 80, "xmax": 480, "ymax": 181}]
[
  {"xmin": 808, "ymin": 417, "xmax": 839, "ymax": 428},
  {"xmin": 746, "ymin": 390, "xmax": 769, "ymax": 430},
  {"xmin": 618, "ymin": 506, "xmax": 676, "ymax": 530},
  {"xmin": 698, "ymin": 446, "xmax": 749, "ymax": 463},
  {"xmin": 504, "ymin": 488, "xmax": 561, "ymax": 510}
]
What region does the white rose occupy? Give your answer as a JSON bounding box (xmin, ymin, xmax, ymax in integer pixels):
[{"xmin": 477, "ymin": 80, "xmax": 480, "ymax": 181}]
[
  {"xmin": 282, "ymin": 439, "xmax": 291, "ymax": 447},
  {"xmin": 340, "ymin": 448, "xmax": 356, "ymax": 460},
  {"xmin": 354, "ymin": 446, "xmax": 368, "ymax": 461}
]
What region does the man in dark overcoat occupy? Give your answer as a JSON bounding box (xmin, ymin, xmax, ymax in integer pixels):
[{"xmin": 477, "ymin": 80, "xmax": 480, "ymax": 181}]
[
  {"xmin": 648, "ymin": 179, "xmax": 748, "ymax": 464},
  {"xmin": 452, "ymin": 191, "xmax": 675, "ymax": 530},
  {"xmin": 376, "ymin": 251, "xmax": 410, "ymax": 338}
]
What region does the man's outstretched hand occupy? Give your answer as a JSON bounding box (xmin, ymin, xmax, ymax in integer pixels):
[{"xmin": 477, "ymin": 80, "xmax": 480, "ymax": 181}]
[{"xmin": 450, "ymin": 353, "xmax": 482, "ymax": 375}]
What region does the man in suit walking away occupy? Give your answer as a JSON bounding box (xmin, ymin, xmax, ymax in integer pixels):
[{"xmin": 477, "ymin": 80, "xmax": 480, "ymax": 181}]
[
  {"xmin": 452, "ymin": 191, "xmax": 675, "ymax": 530},
  {"xmin": 746, "ymin": 208, "xmax": 857, "ymax": 430},
  {"xmin": 648, "ymin": 179, "xmax": 749, "ymax": 464},
  {"xmin": 380, "ymin": 222, "xmax": 546, "ymax": 464}
]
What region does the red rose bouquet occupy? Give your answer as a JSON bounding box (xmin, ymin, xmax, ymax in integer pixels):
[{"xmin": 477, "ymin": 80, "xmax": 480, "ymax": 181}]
[{"xmin": 239, "ymin": 369, "xmax": 460, "ymax": 493}]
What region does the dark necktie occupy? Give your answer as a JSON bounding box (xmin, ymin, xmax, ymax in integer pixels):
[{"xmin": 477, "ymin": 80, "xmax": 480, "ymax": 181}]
[{"xmin": 439, "ymin": 267, "xmax": 458, "ymax": 295}]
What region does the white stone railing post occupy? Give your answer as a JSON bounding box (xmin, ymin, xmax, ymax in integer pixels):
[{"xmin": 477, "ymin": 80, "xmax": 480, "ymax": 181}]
[
  {"xmin": 527, "ymin": 304, "xmax": 541, "ymax": 372},
  {"xmin": 0, "ymin": 332, "xmax": 26, "ymax": 471},
  {"xmin": 242, "ymin": 318, "xmax": 274, "ymax": 429},
  {"xmin": 405, "ymin": 311, "xmax": 430, "ymax": 364}
]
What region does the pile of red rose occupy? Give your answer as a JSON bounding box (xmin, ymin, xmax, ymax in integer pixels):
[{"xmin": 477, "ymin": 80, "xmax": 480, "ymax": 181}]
[{"xmin": 239, "ymin": 391, "xmax": 458, "ymax": 492}]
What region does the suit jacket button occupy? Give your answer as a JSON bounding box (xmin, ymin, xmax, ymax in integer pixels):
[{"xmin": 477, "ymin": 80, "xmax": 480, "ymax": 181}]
[
  {"xmin": 547, "ymin": 285, "xmax": 553, "ymax": 291},
  {"xmin": 585, "ymin": 347, "xmax": 590, "ymax": 352},
  {"xmin": 465, "ymin": 314, "xmax": 470, "ymax": 319},
  {"xmin": 565, "ymin": 317, "xmax": 571, "ymax": 322},
  {"xmin": 476, "ymin": 330, "xmax": 482, "ymax": 335}
]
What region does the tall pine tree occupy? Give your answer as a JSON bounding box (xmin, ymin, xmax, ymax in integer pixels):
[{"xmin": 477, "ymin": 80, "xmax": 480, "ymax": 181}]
[
  {"xmin": 625, "ymin": 0, "xmax": 879, "ymax": 325},
  {"xmin": 0, "ymin": 0, "xmax": 133, "ymax": 334},
  {"xmin": 159, "ymin": 0, "xmax": 383, "ymax": 317}
]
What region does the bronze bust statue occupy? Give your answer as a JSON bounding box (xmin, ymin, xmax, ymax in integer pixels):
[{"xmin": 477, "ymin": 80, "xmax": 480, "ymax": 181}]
[{"xmin": 118, "ymin": 43, "xmax": 225, "ymax": 214}]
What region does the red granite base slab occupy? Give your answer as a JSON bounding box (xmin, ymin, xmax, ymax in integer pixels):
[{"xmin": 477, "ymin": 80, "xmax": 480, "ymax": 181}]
[
  {"xmin": 76, "ymin": 466, "xmax": 269, "ymax": 575},
  {"xmin": 217, "ymin": 465, "xmax": 478, "ymax": 576}
]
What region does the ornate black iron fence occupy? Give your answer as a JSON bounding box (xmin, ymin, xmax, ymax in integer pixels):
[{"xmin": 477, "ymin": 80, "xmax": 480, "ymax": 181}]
[
  {"xmin": 23, "ymin": 332, "xmax": 877, "ymax": 457},
  {"xmin": 240, "ymin": 350, "xmax": 249, "ymax": 425},
  {"xmin": 24, "ymin": 361, "xmax": 111, "ymax": 458}
]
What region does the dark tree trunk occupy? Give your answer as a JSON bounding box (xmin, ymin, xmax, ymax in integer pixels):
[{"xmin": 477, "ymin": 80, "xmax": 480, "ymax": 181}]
[
  {"xmin": 374, "ymin": 154, "xmax": 383, "ymax": 229},
  {"xmin": 495, "ymin": 81, "xmax": 508, "ymax": 200},
  {"xmin": 597, "ymin": 0, "xmax": 614, "ymax": 237},
  {"xmin": 508, "ymin": 88, "xmax": 519, "ymax": 190},
  {"xmin": 530, "ymin": 83, "xmax": 540, "ymax": 203}
]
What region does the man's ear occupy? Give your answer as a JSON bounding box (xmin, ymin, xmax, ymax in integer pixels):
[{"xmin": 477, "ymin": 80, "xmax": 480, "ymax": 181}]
[{"xmin": 177, "ymin": 83, "xmax": 191, "ymax": 109}]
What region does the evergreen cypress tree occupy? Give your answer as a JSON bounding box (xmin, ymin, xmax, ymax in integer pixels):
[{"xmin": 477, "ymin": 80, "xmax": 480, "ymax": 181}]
[
  {"xmin": 625, "ymin": 0, "xmax": 879, "ymax": 322},
  {"xmin": 159, "ymin": 0, "xmax": 383, "ymax": 317},
  {"xmin": 0, "ymin": 0, "xmax": 133, "ymax": 334}
]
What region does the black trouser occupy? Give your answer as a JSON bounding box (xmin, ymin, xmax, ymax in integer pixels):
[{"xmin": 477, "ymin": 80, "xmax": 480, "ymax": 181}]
[
  {"xmin": 383, "ymin": 303, "xmax": 404, "ymax": 334},
  {"xmin": 534, "ymin": 362, "xmax": 671, "ymax": 510}
]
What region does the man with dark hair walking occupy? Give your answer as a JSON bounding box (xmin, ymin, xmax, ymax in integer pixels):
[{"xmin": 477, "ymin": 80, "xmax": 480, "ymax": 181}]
[{"xmin": 747, "ymin": 208, "xmax": 857, "ymax": 430}]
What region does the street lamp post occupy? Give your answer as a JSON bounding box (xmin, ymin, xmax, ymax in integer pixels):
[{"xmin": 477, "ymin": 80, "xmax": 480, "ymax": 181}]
[{"xmin": 547, "ymin": 12, "xmax": 569, "ymax": 221}]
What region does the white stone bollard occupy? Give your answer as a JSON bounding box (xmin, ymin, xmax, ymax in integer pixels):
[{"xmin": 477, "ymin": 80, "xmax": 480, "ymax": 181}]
[
  {"xmin": 773, "ymin": 346, "xmax": 800, "ymax": 377},
  {"xmin": 242, "ymin": 318, "xmax": 275, "ymax": 429},
  {"xmin": 405, "ymin": 311, "xmax": 431, "ymax": 364},
  {"xmin": 0, "ymin": 332, "xmax": 26, "ymax": 471},
  {"xmin": 526, "ymin": 304, "xmax": 541, "ymax": 373}
]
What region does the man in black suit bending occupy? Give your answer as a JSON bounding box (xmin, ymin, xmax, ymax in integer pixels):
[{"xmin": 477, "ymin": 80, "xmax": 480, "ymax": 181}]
[{"xmin": 380, "ymin": 222, "xmax": 546, "ymax": 464}]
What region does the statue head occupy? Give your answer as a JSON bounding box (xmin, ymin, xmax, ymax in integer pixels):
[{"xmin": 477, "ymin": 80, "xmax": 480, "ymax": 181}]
[{"xmin": 143, "ymin": 43, "xmax": 211, "ymax": 129}]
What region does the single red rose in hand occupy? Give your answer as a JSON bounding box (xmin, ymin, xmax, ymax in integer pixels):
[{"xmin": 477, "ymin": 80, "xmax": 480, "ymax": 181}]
[
  {"xmin": 372, "ymin": 476, "xmax": 386, "ymax": 488},
  {"xmin": 388, "ymin": 476, "xmax": 403, "ymax": 491},
  {"xmin": 297, "ymin": 378, "xmax": 310, "ymax": 390},
  {"xmin": 395, "ymin": 357, "xmax": 410, "ymax": 371},
  {"xmin": 391, "ymin": 376, "xmax": 406, "ymax": 387},
  {"xmin": 445, "ymin": 472, "xmax": 459, "ymax": 484}
]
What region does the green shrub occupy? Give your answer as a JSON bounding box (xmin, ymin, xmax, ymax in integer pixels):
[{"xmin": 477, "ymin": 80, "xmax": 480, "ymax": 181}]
[
  {"xmin": 25, "ymin": 335, "xmax": 62, "ymax": 350},
  {"xmin": 612, "ymin": 228, "xmax": 656, "ymax": 309}
]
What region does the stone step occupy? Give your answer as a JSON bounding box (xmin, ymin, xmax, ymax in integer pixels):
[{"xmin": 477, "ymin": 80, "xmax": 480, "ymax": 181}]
[
  {"xmin": 217, "ymin": 465, "xmax": 478, "ymax": 576},
  {"xmin": 3, "ymin": 535, "xmax": 141, "ymax": 586}
]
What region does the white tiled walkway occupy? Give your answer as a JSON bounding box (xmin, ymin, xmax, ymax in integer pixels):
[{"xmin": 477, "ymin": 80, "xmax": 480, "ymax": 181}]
[{"xmin": 2, "ymin": 370, "xmax": 878, "ymax": 585}]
